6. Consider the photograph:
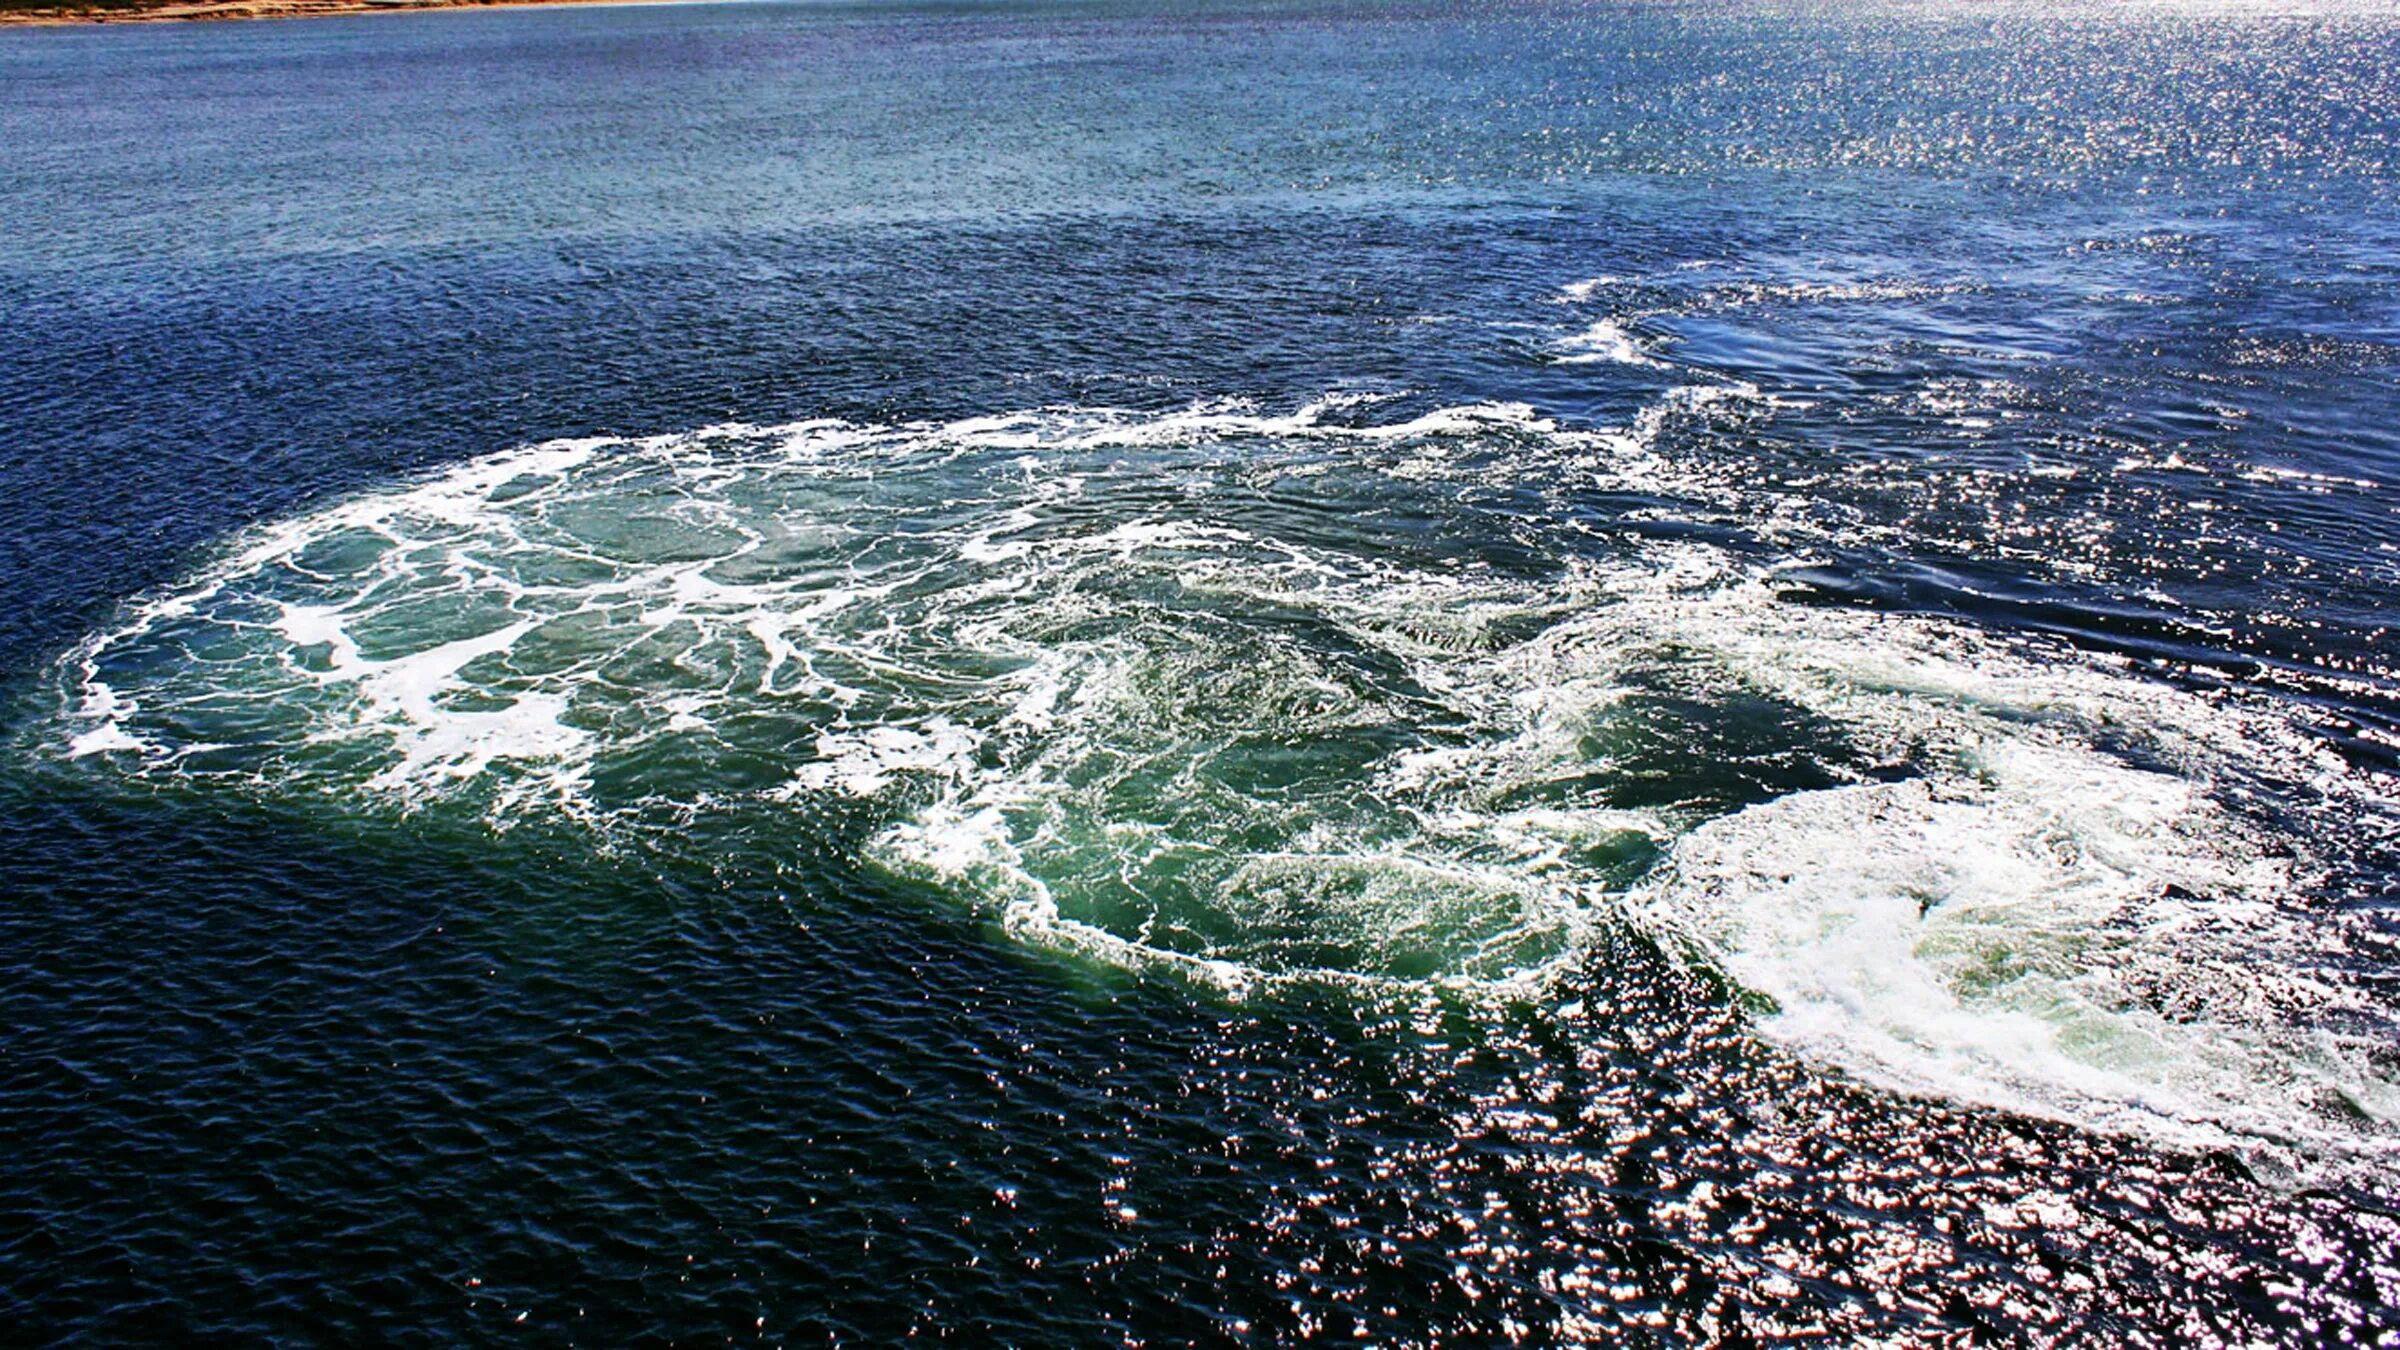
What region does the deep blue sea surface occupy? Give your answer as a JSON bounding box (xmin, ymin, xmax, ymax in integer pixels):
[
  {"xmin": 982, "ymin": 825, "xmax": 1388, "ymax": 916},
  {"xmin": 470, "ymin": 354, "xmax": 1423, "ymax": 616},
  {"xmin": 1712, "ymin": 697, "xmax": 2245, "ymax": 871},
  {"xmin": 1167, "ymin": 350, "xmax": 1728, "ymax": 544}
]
[{"xmin": 4, "ymin": 0, "xmax": 2399, "ymax": 1341}]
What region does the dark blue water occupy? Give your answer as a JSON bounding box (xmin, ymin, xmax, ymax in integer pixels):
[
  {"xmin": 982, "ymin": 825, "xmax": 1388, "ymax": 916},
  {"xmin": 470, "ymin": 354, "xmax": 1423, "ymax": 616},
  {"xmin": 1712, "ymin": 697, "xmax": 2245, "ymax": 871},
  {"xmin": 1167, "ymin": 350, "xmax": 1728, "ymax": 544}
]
[{"xmin": 4, "ymin": 0, "xmax": 2399, "ymax": 1341}]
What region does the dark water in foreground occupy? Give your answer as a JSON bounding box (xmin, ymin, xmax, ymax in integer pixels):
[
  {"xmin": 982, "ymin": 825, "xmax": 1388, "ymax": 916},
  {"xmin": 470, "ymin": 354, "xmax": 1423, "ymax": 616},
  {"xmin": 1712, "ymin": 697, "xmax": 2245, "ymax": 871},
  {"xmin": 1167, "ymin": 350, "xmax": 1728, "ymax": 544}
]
[{"xmin": 4, "ymin": 0, "xmax": 2399, "ymax": 1341}]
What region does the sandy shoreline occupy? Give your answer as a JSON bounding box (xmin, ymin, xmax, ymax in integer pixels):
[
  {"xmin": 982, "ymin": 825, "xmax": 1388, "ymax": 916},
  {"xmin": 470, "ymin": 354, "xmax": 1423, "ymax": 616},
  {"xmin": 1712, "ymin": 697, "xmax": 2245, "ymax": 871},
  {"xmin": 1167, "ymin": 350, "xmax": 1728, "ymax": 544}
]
[{"xmin": 0, "ymin": 0, "xmax": 680, "ymax": 25}]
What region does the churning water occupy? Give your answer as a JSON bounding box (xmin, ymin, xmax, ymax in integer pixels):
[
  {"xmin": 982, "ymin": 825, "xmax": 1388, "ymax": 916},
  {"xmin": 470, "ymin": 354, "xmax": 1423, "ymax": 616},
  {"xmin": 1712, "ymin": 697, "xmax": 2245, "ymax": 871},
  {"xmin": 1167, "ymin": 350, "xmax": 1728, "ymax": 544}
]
[{"xmin": 4, "ymin": 0, "xmax": 2399, "ymax": 1341}]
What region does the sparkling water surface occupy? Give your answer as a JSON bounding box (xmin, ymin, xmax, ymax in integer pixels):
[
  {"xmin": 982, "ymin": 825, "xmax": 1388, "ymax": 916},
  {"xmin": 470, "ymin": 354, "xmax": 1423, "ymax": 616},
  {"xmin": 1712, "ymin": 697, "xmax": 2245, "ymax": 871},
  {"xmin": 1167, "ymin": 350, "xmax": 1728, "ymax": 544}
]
[{"xmin": 3, "ymin": 0, "xmax": 2399, "ymax": 1342}]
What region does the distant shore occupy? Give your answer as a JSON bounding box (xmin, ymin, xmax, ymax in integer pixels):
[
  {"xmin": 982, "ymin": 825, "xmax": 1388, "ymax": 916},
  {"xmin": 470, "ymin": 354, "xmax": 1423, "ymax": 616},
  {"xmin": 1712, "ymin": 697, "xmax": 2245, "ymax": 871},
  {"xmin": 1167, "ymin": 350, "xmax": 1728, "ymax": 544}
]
[{"xmin": 0, "ymin": 0, "xmax": 666, "ymax": 25}]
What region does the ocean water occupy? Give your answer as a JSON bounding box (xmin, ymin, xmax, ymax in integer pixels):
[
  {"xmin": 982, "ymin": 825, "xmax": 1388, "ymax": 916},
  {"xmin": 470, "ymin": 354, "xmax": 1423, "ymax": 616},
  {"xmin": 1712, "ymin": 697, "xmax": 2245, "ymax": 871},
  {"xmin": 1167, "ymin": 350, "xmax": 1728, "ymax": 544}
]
[{"xmin": 3, "ymin": 0, "xmax": 2399, "ymax": 1341}]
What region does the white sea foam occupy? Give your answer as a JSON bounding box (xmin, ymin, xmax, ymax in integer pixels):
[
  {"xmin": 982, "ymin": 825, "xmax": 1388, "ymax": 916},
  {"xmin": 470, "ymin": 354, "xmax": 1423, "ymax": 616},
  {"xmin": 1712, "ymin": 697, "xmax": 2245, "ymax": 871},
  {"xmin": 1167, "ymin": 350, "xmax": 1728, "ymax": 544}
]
[
  {"xmin": 1637, "ymin": 766, "xmax": 2394, "ymax": 1169},
  {"xmin": 66, "ymin": 714, "xmax": 148, "ymax": 759},
  {"xmin": 783, "ymin": 721, "xmax": 982, "ymax": 798},
  {"xmin": 42, "ymin": 394, "xmax": 2399, "ymax": 1179},
  {"xmin": 1556, "ymin": 277, "xmax": 1626, "ymax": 302},
  {"xmin": 1554, "ymin": 318, "xmax": 1668, "ymax": 368}
]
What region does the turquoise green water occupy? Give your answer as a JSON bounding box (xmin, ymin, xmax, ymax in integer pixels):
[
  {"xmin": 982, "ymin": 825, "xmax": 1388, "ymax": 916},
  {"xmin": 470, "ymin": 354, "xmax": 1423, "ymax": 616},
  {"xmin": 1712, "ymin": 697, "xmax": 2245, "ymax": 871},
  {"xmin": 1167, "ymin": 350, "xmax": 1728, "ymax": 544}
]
[{"xmin": 52, "ymin": 406, "xmax": 2397, "ymax": 1161}]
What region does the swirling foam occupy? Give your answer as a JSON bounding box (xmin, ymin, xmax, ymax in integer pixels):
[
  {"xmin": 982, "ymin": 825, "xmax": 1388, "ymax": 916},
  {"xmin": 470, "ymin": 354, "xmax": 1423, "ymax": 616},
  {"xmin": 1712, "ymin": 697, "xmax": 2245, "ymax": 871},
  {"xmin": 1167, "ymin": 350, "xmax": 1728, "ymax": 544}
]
[{"xmin": 45, "ymin": 396, "xmax": 2399, "ymax": 1176}]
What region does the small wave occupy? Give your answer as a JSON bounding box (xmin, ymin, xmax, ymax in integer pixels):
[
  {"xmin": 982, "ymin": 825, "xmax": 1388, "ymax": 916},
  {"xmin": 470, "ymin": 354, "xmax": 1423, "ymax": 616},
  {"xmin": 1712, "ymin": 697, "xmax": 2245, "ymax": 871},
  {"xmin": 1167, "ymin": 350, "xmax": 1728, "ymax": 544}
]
[
  {"xmin": 1553, "ymin": 318, "xmax": 1669, "ymax": 368},
  {"xmin": 1555, "ymin": 276, "xmax": 1628, "ymax": 302}
]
